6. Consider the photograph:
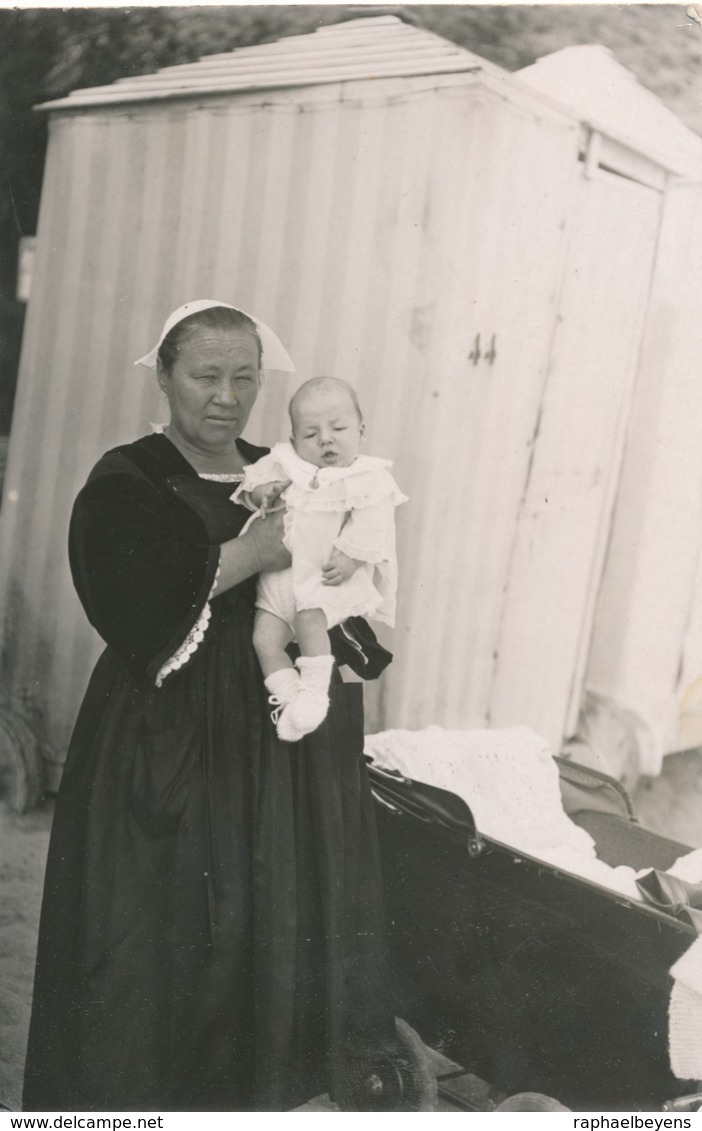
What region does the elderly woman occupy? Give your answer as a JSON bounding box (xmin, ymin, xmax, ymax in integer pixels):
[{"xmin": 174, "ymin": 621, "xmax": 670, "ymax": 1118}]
[{"xmin": 22, "ymin": 301, "xmax": 400, "ymax": 1112}]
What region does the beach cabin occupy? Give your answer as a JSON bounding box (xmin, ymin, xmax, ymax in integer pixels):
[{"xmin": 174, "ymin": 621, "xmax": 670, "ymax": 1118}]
[{"xmin": 1, "ymin": 14, "xmax": 702, "ymax": 804}]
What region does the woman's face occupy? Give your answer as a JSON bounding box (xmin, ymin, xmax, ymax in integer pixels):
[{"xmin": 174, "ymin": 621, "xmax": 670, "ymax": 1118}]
[{"xmin": 157, "ymin": 325, "xmax": 261, "ymax": 453}]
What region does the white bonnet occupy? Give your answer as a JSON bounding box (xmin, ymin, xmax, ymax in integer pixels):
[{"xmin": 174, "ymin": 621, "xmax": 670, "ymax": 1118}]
[{"xmin": 134, "ymin": 299, "xmax": 296, "ymax": 373}]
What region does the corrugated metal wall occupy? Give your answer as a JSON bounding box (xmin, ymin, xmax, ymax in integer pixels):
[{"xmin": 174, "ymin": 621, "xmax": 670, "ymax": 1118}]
[{"xmin": 0, "ymin": 67, "xmax": 668, "ymax": 769}]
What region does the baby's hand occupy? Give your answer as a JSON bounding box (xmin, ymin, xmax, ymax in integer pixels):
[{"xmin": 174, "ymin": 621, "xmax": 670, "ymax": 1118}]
[
  {"xmin": 250, "ymin": 480, "xmax": 290, "ymax": 517},
  {"xmin": 322, "ymin": 548, "xmax": 362, "ymax": 586}
]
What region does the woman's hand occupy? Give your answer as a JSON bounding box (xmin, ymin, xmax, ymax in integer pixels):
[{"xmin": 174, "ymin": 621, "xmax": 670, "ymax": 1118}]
[
  {"xmin": 322, "ymin": 548, "xmax": 362, "ymax": 586},
  {"xmin": 247, "ymin": 511, "xmax": 291, "ymax": 572},
  {"xmin": 215, "ymin": 513, "xmax": 290, "ymax": 596}
]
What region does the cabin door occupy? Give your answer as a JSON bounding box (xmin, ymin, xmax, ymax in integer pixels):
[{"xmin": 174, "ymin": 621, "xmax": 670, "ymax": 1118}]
[{"xmin": 489, "ymin": 164, "xmax": 662, "ymax": 751}]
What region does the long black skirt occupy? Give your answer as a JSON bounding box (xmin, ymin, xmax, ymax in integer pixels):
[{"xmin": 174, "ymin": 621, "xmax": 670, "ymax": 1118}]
[{"xmin": 23, "ymin": 596, "xmax": 395, "ymax": 1111}]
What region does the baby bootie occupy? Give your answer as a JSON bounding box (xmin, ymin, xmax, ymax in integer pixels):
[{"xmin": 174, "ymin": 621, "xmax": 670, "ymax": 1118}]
[
  {"xmin": 264, "ymin": 668, "xmax": 304, "ymax": 743},
  {"xmin": 284, "ymin": 654, "xmax": 335, "ymax": 738}
]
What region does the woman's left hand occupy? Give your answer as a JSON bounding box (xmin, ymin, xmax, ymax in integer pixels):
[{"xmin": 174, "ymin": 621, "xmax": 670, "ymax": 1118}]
[
  {"xmin": 322, "ymin": 548, "xmax": 362, "ymax": 586},
  {"xmin": 247, "ymin": 510, "xmax": 292, "ymax": 572}
]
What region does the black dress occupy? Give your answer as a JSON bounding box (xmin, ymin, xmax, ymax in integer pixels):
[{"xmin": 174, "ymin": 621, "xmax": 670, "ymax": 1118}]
[{"xmin": 23, "ymin": 433, "xmax": 395, "ymax": 1112}]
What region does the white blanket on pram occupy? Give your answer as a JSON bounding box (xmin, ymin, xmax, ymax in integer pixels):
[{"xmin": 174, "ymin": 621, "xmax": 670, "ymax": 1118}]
[
  {"xmin": 669, "ymin": 937, "xmax": 702, "ymax": 1080},
  {"xmin": 365, "ymin": 725, "xmax": 644, "ymax": 897},
  {"xmin": 364, "ymin": 725, "xmax": 702, "ymax": 1081}
]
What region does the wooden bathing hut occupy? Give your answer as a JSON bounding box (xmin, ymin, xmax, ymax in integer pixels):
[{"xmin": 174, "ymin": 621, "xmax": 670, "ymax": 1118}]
[
  {"xmin": 1, "ymin": 14, "xmax": 702, "ymax": 804},
  {"xmin": 518, "ymin": 45, "xmax": 702, "ymax": 778}
]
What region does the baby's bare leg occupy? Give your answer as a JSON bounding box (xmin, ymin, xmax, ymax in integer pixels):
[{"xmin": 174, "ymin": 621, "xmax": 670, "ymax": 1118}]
[
  {"xmin": 294, "ymin": 608, "xmax": 331, "ymax": 658},
  {"xmin": 253, "ymin": 609, "xmax": 295, "ymax": 678}
]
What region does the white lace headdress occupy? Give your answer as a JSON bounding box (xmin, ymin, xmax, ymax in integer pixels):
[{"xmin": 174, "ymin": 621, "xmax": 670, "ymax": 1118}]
[{"xmin": 134, "ymin": 299, "xmax": 296, "ymax": 374}]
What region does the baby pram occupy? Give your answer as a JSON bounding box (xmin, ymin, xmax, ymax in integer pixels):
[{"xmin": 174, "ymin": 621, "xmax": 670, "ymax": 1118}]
[{"xmin": 368, "ymin": 752, "xmax": 702, "ymax": 1111}]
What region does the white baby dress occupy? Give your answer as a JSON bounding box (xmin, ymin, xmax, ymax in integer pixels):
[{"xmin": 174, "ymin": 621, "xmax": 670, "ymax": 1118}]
[{"xmin": 232, "ymin": 442, "xmax": 407, "ymax": 630}]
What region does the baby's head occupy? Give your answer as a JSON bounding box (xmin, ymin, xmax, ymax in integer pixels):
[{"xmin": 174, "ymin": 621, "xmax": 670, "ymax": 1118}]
[{"xmin": 289, "ymin": 377, "xmax": 364, "ymax": 469}]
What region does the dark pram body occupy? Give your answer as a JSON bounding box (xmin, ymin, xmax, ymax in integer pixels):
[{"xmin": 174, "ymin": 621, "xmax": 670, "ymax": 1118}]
[{"xmin": 369, "ymin": 756, "xmax": 698, "ymax": 1111}]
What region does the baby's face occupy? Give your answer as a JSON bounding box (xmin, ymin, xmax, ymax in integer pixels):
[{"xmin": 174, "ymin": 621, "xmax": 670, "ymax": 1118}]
[{"xmin": 291, "ymin": 389, "xmax": 363, "ymax": 469}]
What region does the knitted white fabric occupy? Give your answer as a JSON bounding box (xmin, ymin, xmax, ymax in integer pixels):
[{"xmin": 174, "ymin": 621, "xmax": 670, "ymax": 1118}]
[
  {"xmin": 366, "ymin": 725, "xmax": 596, "ymax": 851},
  {"xmin": 669, "ymin": 938, "xmax": 702, "ymax": 1079},
  {"xmin": 665, "ymin": 852, "xmax": 702, "ymax": 1081},
  {"xmin": 364, "ymin": 725, "xmax": 702, "ymax": 1081},
  {"xmin": 669, "ymin": 848, "xmax": 702, "ymax": 883},
  {"xmin": 364, "ymin": 726, "xmax": 644, "ymax": 899},
  {"xmin": 264, "ymin": 667, "xmax": 305, "ymax": 743}
]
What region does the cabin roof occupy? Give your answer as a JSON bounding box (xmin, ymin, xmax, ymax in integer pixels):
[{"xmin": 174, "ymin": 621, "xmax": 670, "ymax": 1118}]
[
  {"xmin": 38, "ymin": 15, "xmax": 499, "ymax": 112},
  {"xmin": 518, "ymin": 45, "xmax": 702, "ymax": 179}
]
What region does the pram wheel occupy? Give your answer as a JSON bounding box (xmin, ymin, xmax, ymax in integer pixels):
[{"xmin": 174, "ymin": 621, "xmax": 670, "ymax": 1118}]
[
  {"xmin": 337, "ymin": 1018, "xmax": 438, "ymax": 1111},
  {"xmin": 495, "ymin": 1092, "xmax": 570, "ymax": 1111}
]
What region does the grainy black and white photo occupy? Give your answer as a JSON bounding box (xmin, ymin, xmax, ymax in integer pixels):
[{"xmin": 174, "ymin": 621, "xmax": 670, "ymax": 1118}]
[{"xmin": 2, "ymin": 1, "xmax": 702, "ymax": 1116}]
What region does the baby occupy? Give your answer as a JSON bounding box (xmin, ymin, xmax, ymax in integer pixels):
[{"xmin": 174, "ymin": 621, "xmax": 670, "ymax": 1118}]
[{"xmin": 233, "ymin": 376, "xmax": 406, "ymax": 742}]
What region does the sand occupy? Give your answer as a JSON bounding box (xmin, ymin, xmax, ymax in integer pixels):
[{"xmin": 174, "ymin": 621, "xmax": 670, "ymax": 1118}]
[{"xmin": 0, "ymin": 800, "xmax": 51, "ymax": 1111}]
